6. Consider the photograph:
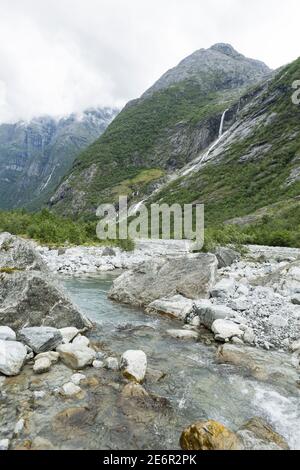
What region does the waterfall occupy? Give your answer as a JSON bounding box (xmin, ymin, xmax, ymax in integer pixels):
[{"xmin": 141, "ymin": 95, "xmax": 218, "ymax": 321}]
[{"xmin": 219, "ymin": 109, "xmax": 228, "ymax": 138}]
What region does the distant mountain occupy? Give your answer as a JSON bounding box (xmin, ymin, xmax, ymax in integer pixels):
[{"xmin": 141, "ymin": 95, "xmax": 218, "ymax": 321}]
[
  {"xmin": 48, "ymin": 43, "xmax": 272, "ymax": 217},
  {"xmin": 0, "ymin": 107, "xmax": 118, "ymax": 210}
]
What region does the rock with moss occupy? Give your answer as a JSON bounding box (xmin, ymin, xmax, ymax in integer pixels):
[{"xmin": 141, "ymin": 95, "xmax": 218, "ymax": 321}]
[{"xmin": 180, "ymin": 420, "xmax": 243, "ymax": 450}]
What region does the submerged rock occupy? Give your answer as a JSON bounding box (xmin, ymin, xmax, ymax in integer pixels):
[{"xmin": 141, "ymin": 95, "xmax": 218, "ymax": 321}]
[
  {"xmin": 18, "ymin": 327, "xmax": 63, "ymax": 354},
  {"xmin": 60, "ymin": 382, "xmax": 82, "ymax": 398},
  {"xmin": 0, "ymin": 339, "xmax": 27, "ymax": 376},
  {"xmin": 238, "ymin": 417, "xmax": 289, "ymax": 450},
  {"xmin": 166, "ymin": 329, "xmax": 199, "ymax": 341},
  {"xmin": 121, "ymin": 383, "xmax": 149, "ymax": 398},
  {"xmin": 109, "ymin": 254, "xmax": 218, "ymax": 306},
  {"xmin": 120, "ymin": 350, "xmax": 147, "ymax": 383},
  {"xmin": 180, "ymin": 420, "xmax": 242, "ymax": 450}
]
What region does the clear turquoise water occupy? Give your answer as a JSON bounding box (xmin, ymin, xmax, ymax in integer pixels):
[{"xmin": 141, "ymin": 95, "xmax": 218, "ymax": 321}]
[{"xmin": 62, "ymin": 274, "xmax": 300, "ymax": 449}]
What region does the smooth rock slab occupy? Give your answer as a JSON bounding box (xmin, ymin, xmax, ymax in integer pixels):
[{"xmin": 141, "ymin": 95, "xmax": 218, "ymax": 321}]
[
  {"xmin": 0, "ymin": 339, "xmax": 27, "ymax": 376},
  {"xmin": 56, "ymin": 344, "xmax": 96, "ymax": 370},
  {"xmin": 212, "ymin": 320, "xmax": 244, "ymax": 342},
  {"xmin": 18, "ymin": 327, "xmax": 63, "ymax": 354},
  {"xmin": 146, "ymin": 295, "xmax": 194, "ymax": 321},
  {"xmin": 120, "ymin": 350, "xmax": 147, "ymax": 383},
  {"xmin": 0, "ymin": 326, "xmax": 16, "ymax": 341}
]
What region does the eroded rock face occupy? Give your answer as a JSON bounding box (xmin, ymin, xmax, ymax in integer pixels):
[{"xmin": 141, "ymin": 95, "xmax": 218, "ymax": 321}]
[
  {"xmin": 0, "ymin": 271, "xmax": 92, "ymax": 330},
  {"xmin": 180, "ymin": 420, "xmax": 243, "ymax": 450},
  {"xmin": 109, "ymin": 254, "xmax": 218, "ymax": 307},
  {"xmin": 0, "ymin": 233, "xmax": 46, "ymax": 272},
  {"xmin": 0, "ymin": 339, "xmax": 27, "ymax": 376}
]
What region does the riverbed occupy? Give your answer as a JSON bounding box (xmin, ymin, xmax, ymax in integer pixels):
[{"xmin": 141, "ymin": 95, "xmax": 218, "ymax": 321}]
[{"xmin": 61, "ymin": 274, "xmax": 300, "ymax": 450}]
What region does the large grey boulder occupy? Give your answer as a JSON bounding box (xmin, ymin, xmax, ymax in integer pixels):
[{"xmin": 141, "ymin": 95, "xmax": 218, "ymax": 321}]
[
  {"xmin": 0, "ymin": 339, "xmax": 27, "ymax": 376},
  {"xmin": 0, "ymin": 233, "xmax": 46, "ymax": 272},
  {"xmin": 0, "ymin": 271, "xmax": 92, "ymax": 330},
  {"xmin": 194, "ymin": 301, "xmax": 235, "ymax": 329},
  {"xmin": 213, "ymin": 246, "xmax": 240, "ymax": 268},
  {"xmin": 18, "ymin": 327, "xmax": 63, "ymax": 354},
  {"xmin": 109, "ymin": 254, "xmax": 218, "ymax": 307}
]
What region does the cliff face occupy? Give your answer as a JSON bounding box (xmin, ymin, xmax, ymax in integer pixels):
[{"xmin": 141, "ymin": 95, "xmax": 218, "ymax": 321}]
[
  {"xmin": 48, "ymin": 44, "xmax": 272, "ymax": 217},
  {"xmin": 0, "ymin": 108, "xmax": 118, "ymax": 210}
]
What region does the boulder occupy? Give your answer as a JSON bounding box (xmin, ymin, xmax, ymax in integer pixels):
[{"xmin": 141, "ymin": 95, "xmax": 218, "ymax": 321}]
[
  {"xmin": 0, "ymin": 339, "xmax": 27, "ymax": 376},
  {"xmin": 59, "ymin": 327, "xmax": 79, "ymax": 344},
  {"xmin": 60, "ymin": 382, "xmax": 82, "ymax": 398},
  {"xmin": 109, "ymin": 254, "xmax": 218, "ymax": 307},
  {"xmin": 146, "ymin": 295, "xmax": 194, "ymax": 321},
  {"xmin": 212, "ymin": 320, "xmax": 244, "ymax": 342},
  {"xmin": 211, "ymin": 277, "xmax": 236, "ymax": 298},
  {"xmin": 180, "ymin": 420, "xmax": 242, "ymax": 450},
  {"xmin": 166, "ymin": 330, "xmax": 199, "ymax": 340},
  {"xmin": 238, "ymin": 417, "xmax": 289, "ymax": 450},
  {"xmin": 72, "ymin": 335, "xmax": 90, "ymax": 348},
  {"xmin": 194, "ymin": 302, "xmax": 235, "ymax": 329},
  {"xmin": 18, "ymin": 327, "xmax": 63, "ymax": 354},
  {"xmin": 102, "ymin": 247, "xmax": 116, "ymax": 257},
  {"xmin": 0, "ymin": 326, "xmax": 16, "ymax": 341},
  {"xmin": 213, "ymin": 246, "xmax": 240, "ymax": 268},
  {"xmin": 33, "ymin": 357, "xmax": 52, "ymax": 374},
  {"xmin": 56, "ymin": 344, "xmax": 96, "ymax": 370},
  {"xmin": 0, "ymin": 271, "xmax": 92, "ymax": 330},
  {"xmin": 34, "ymin": 351, "xmax": 60, "ymax": 364},
  {"xmin": 0, "ymin": 233, "xmax": 46, "ymax": 272},
  {"xmin": 120, "ymin": 350, "xmax": 147, "ymax": 383}
]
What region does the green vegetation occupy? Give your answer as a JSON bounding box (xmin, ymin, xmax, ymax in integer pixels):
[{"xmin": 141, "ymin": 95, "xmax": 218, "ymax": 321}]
[{"xmin": 0, "ymin": 209, "xmax": 135, "ymax": 250}]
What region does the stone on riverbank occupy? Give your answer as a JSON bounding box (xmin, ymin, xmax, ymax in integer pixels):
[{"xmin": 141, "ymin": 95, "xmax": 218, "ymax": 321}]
[
  {"xmin": 33, "ymin": 357, "xmax": 52, "ymax": 374},
  {"xmin": 180, "ymin": 420, "xmax": 242, "ymax": 450},
  {"xmin": 194, "ymin": 302, "xmax": 235, "ymax": 329},
  {"xmin": 59, "ymin": 327, "xmax": 80, "ymax": 344},
  {"xmin": 109, "ymin": 254, "xmax": 218, "ymax": 307},
  {"xmin": 146, "ymin": 295, "xmax": 194, "ymax": 321},
  {"xmin": 0, "ymin": 339, "xmax": 27, "ymax": 376},
  {"xmin": 0, "ymin": 232, "xmax": 46, "ymax": 272},
  {"xmin": 56, "ymin": 343, "xmax": 96, "ymax": 370},
  {"xmin": 18, "ymin": 327, "xmax": 63, "ymax": 354},
  {"xmin": 121, "ymin": 350, "xmax": 147, "ymax": 383},
  {"xmin": 213, "ymin": 246, "xmax": 240, "ymax": 268},
  {"xmin": 212, "ymin": 319, "xmax": 244, "ymax": 342}
]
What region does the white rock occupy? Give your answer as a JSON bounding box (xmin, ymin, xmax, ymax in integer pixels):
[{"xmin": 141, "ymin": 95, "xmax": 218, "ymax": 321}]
[
  {"xmin": 120, "ymin": 350, "xmax": 147, "ymax": 383},
  {"xmin": 166, "ymin": 329, "xmax": 199, "ymax": 340},
  {"xmin": 0, "ymin": 439, "xmax": 10, "ymax": 450},
  {"xmin": 104, "ymin": 357, "xmax": 119, "ymax": 370},
  {"xmin": 146, "ymin": 295, "xmax": 194, "ymax": 321},
  {"xmin": 33, "ymin": 357, "xmax": 52, "ymax": 374},
  {"xmin": 35, "ymin": 351, "xmax": 60, "ymax": 364},
  {"xmin": 14, "ymin": 418, "xmax": 25, "ymax": 436},
  {"xmin": 33, "ymin": 391, "xmax": 46, "ymax": 400},
  {"xmin": 60, "ymin": 382, "xmax": 82, "ymax": 397},
  {"xmin": 212, "ymin": 320, "xmax": 244, "ymax": 342},
  {"xmin": 72, "ymin": 334, "xmax": 90, "ymax": 348},
  {"xmin": 268, "ymin": 315, "xmax": 288, "ymax": 328},
  {"xmin": 211, "ymin": 278, "xmax": 236, "ymax": 298},
  {"xmin": 243, "ymin": 328, "xmax": 256, "ymax": 345},
  {"xmin": 56, "ymin": 344, "xmax": 96, "ymax": 370},
  {"xmin": 93, "ymin": 360, "xmax": 104, "ymax": 369},
  {"xmin": 0, "ymin": 340, "xmax": 27, "ymax": 376},
  {"xmin": 59, "ymin": 327, "xmax": 79, "ymax": 344},
  {"xmin": 0, "ymin": 326, "xmax": 16, "ymax": 341},
  {"xmin": 71, "ymin": 373, "xmax": 86, "ymax": 385}
]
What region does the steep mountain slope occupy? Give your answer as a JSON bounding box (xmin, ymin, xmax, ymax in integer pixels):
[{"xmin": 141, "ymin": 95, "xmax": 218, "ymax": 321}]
[
  {"xmin": 0, "ymin": 108, "xmax": 118, "ymax": 210},
  {"xmin": 152, "ymin": 58, "xmax": 300, "ymax": 232},
  {"xmin": 49, "ymin": 44, "xmax": 271, "ymax": 217}
]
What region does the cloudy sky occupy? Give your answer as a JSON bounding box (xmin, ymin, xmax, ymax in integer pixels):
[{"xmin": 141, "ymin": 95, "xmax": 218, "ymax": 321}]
[{"xmin": 0, "ymin": 0, "xmax": 299, "ymax": 123}]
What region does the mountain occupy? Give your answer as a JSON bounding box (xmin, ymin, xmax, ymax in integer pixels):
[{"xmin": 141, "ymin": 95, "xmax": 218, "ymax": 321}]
[
  {"xmin": 49, "ymin": 44, "xmax": 272, "ymax": 217},
  {"xmin": 0, "ymin": 107, "xmax": 118, "ymax": 210}
]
